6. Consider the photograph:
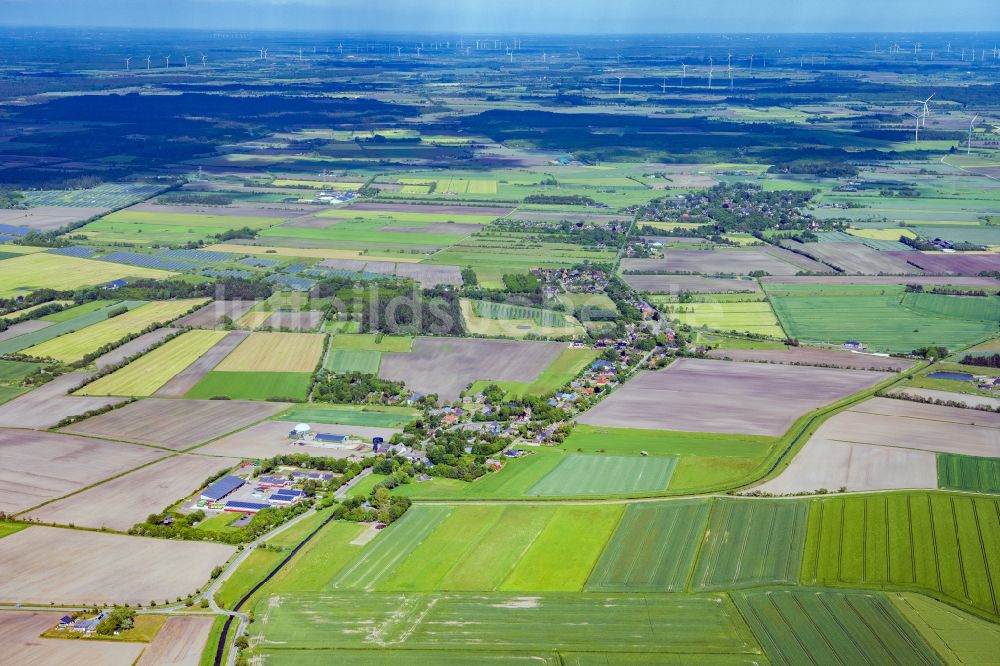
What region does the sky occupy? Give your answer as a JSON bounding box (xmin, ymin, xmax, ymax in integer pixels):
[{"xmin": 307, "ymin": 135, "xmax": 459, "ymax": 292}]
[{"xmin": 0, "ymin": 0, "xmax": 996, "ymax": 33}]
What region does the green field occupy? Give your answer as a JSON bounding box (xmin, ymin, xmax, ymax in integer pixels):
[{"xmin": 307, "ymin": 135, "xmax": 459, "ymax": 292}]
[
  {"xmin": 186, "ymin": 370, "xmax": 311, "ymax": 401},
  {"xmin": 525, "ymin": 454, "xmax": 678, "ymax": 496},
  {"xmin": 276, "ymin": 404, "xmax": 417, "ymax": 428},
  {"xmin": 0, "ymin": 522, "xmax": 29, "ymax": 539},
  {"xmin": 0, "ymin": 359, "xmax": 43, "ymax": 383},
  {"xmin": 690, "ymin": 499, "xmax": 809, "ymax": 591},
  {"xmin": 669, "ymin": 301, "xmax": 784, "ymax": 337},
  {"xmin": 252, "ymin": 592, "xmax": 762, "ymax": 658},
  {"xmin": 329, "ymin": 333, "xmax": 413, "ymax": 352},
  {"xmin": 766, "ymin": 283, "xmax": 999, "ymax": 352},
  {"xmin": 937, "ymin": 453, "xmax": 1000, "ymax": 494},
  {"xmin": 77, "ymin": 329, "xmax": 227, "ymax": 396},
  {"xmin": 0, "ymin": 253, "xmax": 171, "ymax": 298},
  {"xmin": 328, "ymin": 505, "xmax": 453, "ymax": 591},
  {"xmin": 23, "ymin": 299, "xmax": 204, "ymax": 362},
  {"xmin": 586, "ymin": 500, "xmax": 711, "ymax": 592},
  {"xmin": 732, "ymin": 589, "xmax": 942, "ymax": 666},
  {"xmin": 390, "ymin": 448, "xmax": 567, "ymax": 500},
  {"xmin": 40, "ymin": 300, "xmax": 115, "ymax": 322},
  {"xmin": 801, "ymin": 492, "xmax": 1000, "ymax": 619},
  {"xmin": 890, "ymin": 592, "xmax": 1000, "ymax": 666},
  {"xmin": 81, "ymin": 210, "xmax": 283, "ymax": 244},
  {"xmin": 0, "ymin": 300, "xmax": 147, "ymax": 356},
  {"xmin": 324, "ymin": 348, "xmax": 381, "ymax": 373}
]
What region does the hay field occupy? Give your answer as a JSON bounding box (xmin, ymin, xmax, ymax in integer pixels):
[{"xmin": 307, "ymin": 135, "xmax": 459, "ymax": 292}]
[
  {"xmin": 155, "ymin": 330, "xmax": 250, "ymax": 397},
  {"xmin": 0, "ymin": 429, "xmax": 165, "ymax": 514},
  {"xmin": 215, "ymin": 331, "xmax": 324, "ymax": 372},
  {"xmin": 0, "ymin": 526, "xmax": 234, "ymax": 605},
  {"xmin": 379, "ymin": 337, "xmax": 565, "ymax": 401},
  {"xmin": 137, "ymin": 616, "xmax": 215, "ymax": 666},
  {"xmin": 93, "ymin": 327, "xmax": 179, "ymax": 370},
  {"xmin": 62, "ymin": 398, "xmax": 289, "ymax": 450},
  {"xmin": 23, "ymin": 299, "xmax": 206, "ymax": 362},
  {"xmin": 24, "ymin": 453, "xmax": 240, "ymax": 530},
  {"xmin": 578, "ymin": 358, "xmax": 887, "ymax": 436},
  {"xmin": 0, "ymin": 612, "xmax": 144, "ymax": 666},
  {"xmin": 77, "ymin": 330, "xmax": 227, "ymax": 396},
  {"xmin": 670, "ymin": 301, "xmax": 784, "ymax": 337},
  {"xmin": 0, "ymin": 253, "xmax": 171, "ymax": 298}
]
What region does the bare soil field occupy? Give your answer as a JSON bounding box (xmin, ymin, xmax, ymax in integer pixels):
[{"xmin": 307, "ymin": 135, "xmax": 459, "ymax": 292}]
[
  {"xmin": 0, "ymin": 611, "xmax": 145, "ymax": 666},
  {"xmin": 198, "ymin": 420, "xmax": 396, "ymax": 458},
  {"xmin": 0, "ymin": 429, "xmax": 165, "ymax": 514},
  {"xmin": 888, "ymin": 387, "xmax": 1000, "ymax": 410},
  {"xmin": 262, "ymin": 310, "xmax": 323, "ymax": 331},
  {"xmin": 386, "ymin": 222, "xmax": 483, "ymax": 235},
  {"xmin": 94, "ymin": 327, "xmax": 179, "ymax": 370},
  {"xmin": 706, "ymin": 347, "xmax": 914, "ymax": 372},
  {"xmin": 621, "ymin": 247, "xmax": 828, "ymax": 276},
  {"xmin": 578, "ymin": 358, "xmax": 887, "ymax": 436},
  {"xmin": 0, "ymin": 206, "xmax": 106, "ymax": 230},
  {"xmin": 0, "ymin": 527, "xmax": 234, "ymax": 605},
  {"xmin": 129, "ymin": 202, "xmax": 300, "ymax": 218},
  {"xmin": 787, "ymin": 241, "xmax": 924, "ymax": 275},
  {"xmin": 754, "ymin": 439, "xmax": 937, "ymax": 494},
  {"xmin": 155, "ymin": 330, "xmax": 250, "ymax": 398},
  {"xmin": 214, "ymin": 331, "xmax": 324, "ymax": 373},
  {"xmin": 24, "ymin": 453, "xmax": 240, "ymax": 530},
  {"xmin": 137, "ymin": 616, "xmax": 215, "ymax": 666},
  {"xmin": 379, "ymin": 337, "xmax": 566, "ymax": 401},
  {"xmin": 62, "ymin": 398, "xmax": 289, "ymax": 450},
  {"xmin": 0, "ymin": 318, "xmax": 51, "ymax": 343},
  {"xmin": 174, "ymin": 300, "xmax": 258, "ymax": 328},
  {"xmin": 0, "ymin": 371, "xmax": 129, "ymax": 429},
  {"xmin": 623, "ymin": 274, "xmax": 762, "ymax": 294},
  {"xmin": 761, "ymin": 275, "xmax": 1000, "ymax": 287},
  {"xmin": 347, "ymin": 202, "xmax": 513, "ymax": 216},
  {"xmin": 887, "ymin": 251, "xmax": 1000, "ymax": 276},
  {"xmin": 851, "ymin": 396, "xmax": 1000, "ymax": 429},
  {"xmin": 393, "ymin": 263, "xmax": 463, "ymax": 287},
  {"xmin": 317, "ymin": 258, "xmax": 372, "ymax": 271}
]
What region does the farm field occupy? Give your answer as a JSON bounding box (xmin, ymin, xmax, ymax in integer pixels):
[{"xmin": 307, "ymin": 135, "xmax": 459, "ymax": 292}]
[
  {"xmin": 732, "ymin": 589, "xmax": 943, "ymax": 666},
  {"xmin": 174, "ymin": 300, "xmax": 259, "ymax": 328},
  {"xmin": 667, "ymin": 301, "xmax": 784, "ymax": 337},
  {"xmin": 0, "ymin": 370, "xmax": 129, "ymax": 429},
  {"xmin": 276, "ymin": 404, "xmax": 417, "ymax": 428},
  {"xmin": 92, "ymin": 326, "xmax": 179, "ymax": 369},
  {"xmin": 24, "ymin": 453, "xmax": 240, "ymax": 530},
  {"xmin": 937, "ymin": 453, "xmax": 1000, "ymax": 494},
  {"xmin": 215, "ymin": 331, "xmax": 324, "ymax": 372},
  {"xmin": 525, "ymin": 454, "xmax": 678, "ymax": 496},
  {"xmin": 890, "ymin": 592, "xmax": 1000, "ymax": 666},
  {"xmin": 329, "ymin": 333, "xmax": 412, "ymax": 352},
  {"xmin": 623, "ymin": 274, "xmax": 762, "ymax": 294},
  {"xmin": 62, "ymin": 398, "xmax": 289, "ymax": 450},
  {"xmin": 0, "ymin": 611, "xmax": 145, "ymax": 666},
  {"xmin": 252, "ymin": 592, "xmax": 762, "ymax": 659},
  {"xmin": 690, "ymin": 499, "xmax": 809, "ymax": 591},
  {"xmin": 324, "ymin": 348, "xmax": 381, "ymax": 373},
  {"xmin": 23, "ymin": 299, "xmax": 205, "ymax": 362},
  {"xmin": 621, "ymin": 247, "xmax": 828, "ymax": 276},
  {"xmin": 578, "ymin": 358, "xmax": 887, "ymax": 436},
  {"xmin": 0, "ymin": 526, "xmax": 234, "ymax": 605},
  {"xmin": 0, "ymin": 253, "xmax": 171, "ymax": 298},
  {"xmin": 706, "ymin": 346, "xmax": 915, "ymax": 372},
  {"xmin": 467, "ymin": 346, "xmax": 600, "ymax": 397},
  {"xmin": 80, "ymin": 210, "xmax": 283, "ymax": 244},
  {"xmin": 137, "ymin": 616, "xmax": 215, "ymax": 666},
  {"xmin": 765, "ymin": 283, "xmax": 999, "ymax": 352},
  {"xmin": 154, "ymin": 330, "xmax": 250, "ymax": 397},
  {"xmin": 187, "ymin": 370, "xmax": 312, "ymax": 401},
  {"xmin": 586, "ymin": 500, "xmax": 710, "ymax": 592},
  {"xmin": 77, "ymin": 329, "xmax": 227, "ymax": 396},
  {"xmin": 378, "ymin": 337, "xmax": 565, "ymax": 401},
  {"xmin": 0, "ymin": 428, "xmax": 165, "ymax": 514},
  {"xmin": 801, "ymin": 492, "xmax": 1000, "ymax": 619},
  {"xmin": 461, "ymin": 298, "xmax": 584, "ymax": 338},
  {"xmin": 0, "ymin": 300, "xmax": 147, "ymax": 356}
]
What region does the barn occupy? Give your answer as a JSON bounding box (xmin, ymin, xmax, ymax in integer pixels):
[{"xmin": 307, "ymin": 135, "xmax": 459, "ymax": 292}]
[
  {"xmin": 201, "ymin": 475, "xmax": 245, "ymax": 502},
  {"xmin": 224, "ymin": 500, "xmax": 269, "ymax": 514}
]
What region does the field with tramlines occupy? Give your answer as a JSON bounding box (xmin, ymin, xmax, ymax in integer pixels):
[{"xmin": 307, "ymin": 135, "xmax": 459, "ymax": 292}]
[
  {"xmin": 937, "ymin": 454, "xmax": 1000, "ymax": 494},
  {"xmin": 471, "ymin": 299, "xmax": 568, "ymax": 327},
  {"xmin": 801, "ymin": 492, "xmax": 1000, "ymax": 619}
]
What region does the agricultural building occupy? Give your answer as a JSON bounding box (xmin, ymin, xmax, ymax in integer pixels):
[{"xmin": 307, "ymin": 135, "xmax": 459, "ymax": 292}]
[
  {"xmin": 256, "ymin": 475, "xmax": 289, "ymax": 489},
  {"xmin": 224, "ymin": 500, "xmax": 269, "ymax": 514},
  {"xmin": 269, "ymin": 489, "xmax": 304, "ymax": 505},
  {"xmin": 315, "ymin": 433, "xmax": 348, "ymax": 444},
  {"xmin": 201, "ymin": 475, "xmax": 245, "ymax": 502}
]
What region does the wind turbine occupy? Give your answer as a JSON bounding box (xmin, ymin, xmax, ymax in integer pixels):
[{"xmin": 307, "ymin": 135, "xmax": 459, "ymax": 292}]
[
  {"xmin": 908, "ymin": 112, "xmax": 922, "ymax": 144},
  {"xmin": 164, "ymin": 55, "xmax": 170, "ymax": 68},
  {"xmin": 397, "ymin": 46, "xmax": 402, "ymax": 57},
  {"xmin": 201, "ymin": 53, "xmax": 207, "ymax": 66},
  {"xmin": 183, "ymin": 55, "xmax": 189, "ymax": 68},
  {"xmin": 916, "ymin": 93, "xmax": 935, "ymax": 128},
  {"xmin": 661, "ymin": 77, "xmax": 667, "ymax": 93},
  {"xmin": 728, "ymin": 62, "xmax": 734, "ymax": 90},
  {"xmin": 748, "ymin": 54, "xmax": 754, "ymax": 71},
  {"xmin": 615, "ymin": 52, "xmax": 622, "ymax": 64},
  {"xmin": 708, "ymin": 57, "xmax": 714, "ymax": 89},
  {"xmin": 615, "ymin": 74, "xmax": 624, "ymax": 96},
  {"xmin": 298, "ymin": 48, "xmax": 303, "ymax": 61},
  {"xmin": 681, "ymin": 63, "xmax": 688, "ymax": 86},
  {"xmin": 145, "ymin": 55, "xmax": 151, "ymax": 70},
  {"xmin": 124, "ymin": 56, "xmax": 132, "ymax": 71},
  {"xmin": 968, "ymin": 114, "xmax": 979, "ymax": 155}
]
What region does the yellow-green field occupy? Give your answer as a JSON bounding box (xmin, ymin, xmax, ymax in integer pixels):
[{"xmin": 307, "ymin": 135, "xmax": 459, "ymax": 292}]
[
  {"xmin": 23, "ymin": 299, "xmax": 206, "ymax": 362},
  {"xmin": 215, "ymin": 331, "xmax": 324, "ymax": 372},
  {"xmin": 76, "ymin": 329, "xmax": 228, "ymax": 396},
  {"xmin": 460, "ymin": 298, "xmax": 585, "ymax": 339},
  {"xmin": 0, "ymin": 253, "xmax": 172, "ymax": 298},
  {"xmin": 669, "ymin": 301, "xmax": 784, "ymax": 337},
  {"xmin": 848, "ymin": 227, "xmax": 917, "ymax": 241}
]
